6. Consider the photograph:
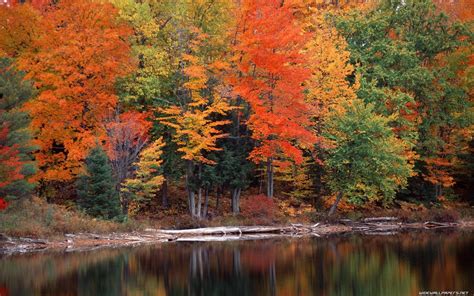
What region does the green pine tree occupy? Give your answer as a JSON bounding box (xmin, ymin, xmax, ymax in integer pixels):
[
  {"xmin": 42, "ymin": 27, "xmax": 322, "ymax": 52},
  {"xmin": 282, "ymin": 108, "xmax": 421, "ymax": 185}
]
[
  {"xmin": 0, "ymin": 57, "xmax": 37, "ymax": 201},
  {"xmin": 77, "ymin": 144, "xmax": 122, "ymax": 220}
]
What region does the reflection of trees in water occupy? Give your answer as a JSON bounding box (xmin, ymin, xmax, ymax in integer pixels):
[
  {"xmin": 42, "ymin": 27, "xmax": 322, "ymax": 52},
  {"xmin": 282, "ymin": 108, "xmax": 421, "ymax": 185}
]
[
  {"xmin": 0, "ymin": 248, "xmax": 126, "ymax": 295},
  {"xmin": 327, "ymin": 247, "xmax": 417, "ymax": 295},
  {"xmin": 0, "ymin": 232, "xmax": 473, "ymax": 295}
]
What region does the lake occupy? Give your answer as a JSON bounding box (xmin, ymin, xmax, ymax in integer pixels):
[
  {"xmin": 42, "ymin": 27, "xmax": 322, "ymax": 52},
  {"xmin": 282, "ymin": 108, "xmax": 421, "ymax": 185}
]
[{"xmin": 1, "ymin": 230, "xmax": 473, "ymax": 295}]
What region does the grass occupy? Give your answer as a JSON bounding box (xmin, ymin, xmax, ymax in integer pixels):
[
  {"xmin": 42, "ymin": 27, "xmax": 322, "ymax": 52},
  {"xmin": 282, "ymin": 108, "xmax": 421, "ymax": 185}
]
[{"xmin": 0, "ymin": 197, "xmax": 141, "ymax": 238}]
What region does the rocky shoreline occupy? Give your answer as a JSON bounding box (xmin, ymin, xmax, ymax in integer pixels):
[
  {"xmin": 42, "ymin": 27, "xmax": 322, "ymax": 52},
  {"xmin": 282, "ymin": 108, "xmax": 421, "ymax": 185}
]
[{"xmin": 1, "ymin": 218, "xmax": 472, "ymax": 254}]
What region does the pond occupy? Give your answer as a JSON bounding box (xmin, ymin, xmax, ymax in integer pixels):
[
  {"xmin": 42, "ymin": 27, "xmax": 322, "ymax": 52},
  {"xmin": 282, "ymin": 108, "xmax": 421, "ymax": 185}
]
[{"xmin": 0, "ymin": 230, "xmax": 473, "ymax": 295}]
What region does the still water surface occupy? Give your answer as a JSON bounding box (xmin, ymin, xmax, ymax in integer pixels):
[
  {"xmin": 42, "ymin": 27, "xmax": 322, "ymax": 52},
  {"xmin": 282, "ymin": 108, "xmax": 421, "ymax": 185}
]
[{"xmin": 0, "ymin": 230, "xmax": 473, "ymax": 296}]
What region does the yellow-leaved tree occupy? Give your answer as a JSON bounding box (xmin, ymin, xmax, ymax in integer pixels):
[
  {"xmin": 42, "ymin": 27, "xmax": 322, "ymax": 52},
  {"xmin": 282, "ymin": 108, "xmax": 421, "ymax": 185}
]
[
  {"xmin": 159, "ymin": 28, "xmax": 234, "ymax": 218},
  {"xmin": 122, "ymin": 137, "xmax": 165, "ymax": 216}
]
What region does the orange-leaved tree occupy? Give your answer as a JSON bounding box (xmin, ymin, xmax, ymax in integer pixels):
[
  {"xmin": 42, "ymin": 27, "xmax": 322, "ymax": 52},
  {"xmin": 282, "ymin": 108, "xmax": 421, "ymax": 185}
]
[
  {"xmin": 17, "ymin": 0, "xmax": 133, "ymax": 182},
  {"xmin": 231, "ymin": 0, "xmax": 317, "ymax": 198}
]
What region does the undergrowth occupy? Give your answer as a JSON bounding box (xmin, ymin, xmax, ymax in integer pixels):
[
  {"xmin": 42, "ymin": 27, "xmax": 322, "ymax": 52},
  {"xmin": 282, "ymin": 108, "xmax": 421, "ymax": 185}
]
[{"xmin": 0, "ymin": 197, "xmax": 141, "ymax": 237}]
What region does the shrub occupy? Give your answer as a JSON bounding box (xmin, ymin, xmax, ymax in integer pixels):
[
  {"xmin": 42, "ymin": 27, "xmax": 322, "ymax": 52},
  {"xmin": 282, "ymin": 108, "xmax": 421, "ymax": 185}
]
[
  {"xmin": 428, "ymin": 208, "xmax": 460, "ymax": 223},
  {"xmin": 0, "ymin": 197, "xmax": 138, "ymax": 237},
  {"xmin": 241, "ymin": 194, "xmax": 278, "ymax": 222},
  {"xmin": 0, "ymin": 197, "xmax": 7, "ymax": 210}
]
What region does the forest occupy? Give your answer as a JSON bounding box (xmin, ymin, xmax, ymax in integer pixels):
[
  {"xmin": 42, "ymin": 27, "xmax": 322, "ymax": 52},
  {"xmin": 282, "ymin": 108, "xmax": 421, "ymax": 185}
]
[{"xmin": 0, "ymin": 0, "xmax": 472, "ymax": 234}]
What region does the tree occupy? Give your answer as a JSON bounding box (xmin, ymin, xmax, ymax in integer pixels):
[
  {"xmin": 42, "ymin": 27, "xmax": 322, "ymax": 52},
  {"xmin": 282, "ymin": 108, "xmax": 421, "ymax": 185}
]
[
  {"xmin": 335, "ymin": 0, "xmax": 473, "ymax": 199},
  {"xmin": 111, "ymin": 0, "xmax": 174, "ymax": 109},
  {"xmin": 324, "ymin": 99, "xmax": 413, "ymax": 215},
  {"xmin": 0, "ymin": 58, "xmax": 37, "ymax": 201},
  {"xmin": 105, "ymin": 111, "xmax": 152, "ymax": 189},
  {"xmin": 159, "ymin": 44, "xmax": 234, "ymax": 217},
  {"xmin": 232, "ymin": 0, "xmax": 317, "ymax": 198},
  {"xmin": 158, "ymin": 16, "xmax": 235, "ymax": 217},
  {"xmin": 105, "ymin": 110, "xmax": 152, "ymax": 213},
  {"xmin": 112, "ymin": 0, "xmax": 235, "ymax": 211},
  {"xmin": 291, "ymin": 3, "xmax": 361, "ymax": 204},
  {"xmin": 77, "ymin": 144, "xmax": 121, "ymax": 220},
  {"xmin": 17, "ymin": 0, "xmax": 133, "ymax": 182},
  {"xmin": 121, "ymin": 137, "xmax": 165, "ymax": 216}
]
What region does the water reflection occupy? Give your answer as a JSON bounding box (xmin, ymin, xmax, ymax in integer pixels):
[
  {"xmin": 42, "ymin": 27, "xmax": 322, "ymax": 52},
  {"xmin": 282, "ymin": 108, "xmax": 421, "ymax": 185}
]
[{"xmin": 0, "ymin": 231, "xmax": 473, "ymax": 295}]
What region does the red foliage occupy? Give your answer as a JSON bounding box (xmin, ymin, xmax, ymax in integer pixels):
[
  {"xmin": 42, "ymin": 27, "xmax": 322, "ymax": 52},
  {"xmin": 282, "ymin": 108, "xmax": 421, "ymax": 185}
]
[
  {"xmin": 0, "ymin": 198, "xmax": 8, "ymax": 211},
  {"xmin": 241, "ymin": 194, "xmax": 278, "ymax": 220},
  {"xmin": 105, "ymin": 111, "xmax": 151, "ymax": 162},
  {"xmin": 0, "ymin": 126, "xmax": 23, "ymax": 190}
]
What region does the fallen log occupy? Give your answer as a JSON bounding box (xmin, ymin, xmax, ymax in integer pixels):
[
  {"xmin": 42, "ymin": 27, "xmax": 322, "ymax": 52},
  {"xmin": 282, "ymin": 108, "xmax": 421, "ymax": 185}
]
[
  {"xmin": 423, "ymin": 221, "xmax": 459, "ymax": 229},
  {"xmin": 150, "ymin": 226, "xmax": 284, "ymax": 237},
  {"xmin": 363, "ymin": 217, "xmax": 398, "ymax": 223}
]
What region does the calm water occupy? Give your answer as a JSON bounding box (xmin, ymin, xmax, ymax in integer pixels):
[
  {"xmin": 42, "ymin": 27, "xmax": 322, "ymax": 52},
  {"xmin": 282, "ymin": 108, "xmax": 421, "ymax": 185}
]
[{"xmin": 0, "ymin": 231, "xmax": 473, "ymax": 296}]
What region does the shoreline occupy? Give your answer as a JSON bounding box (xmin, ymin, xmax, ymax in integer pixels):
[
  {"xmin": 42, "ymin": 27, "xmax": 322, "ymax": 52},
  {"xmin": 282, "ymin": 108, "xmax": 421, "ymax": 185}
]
[{"xmin": 1, "ymin": 218, "xmax": 473, "ymax": 255}]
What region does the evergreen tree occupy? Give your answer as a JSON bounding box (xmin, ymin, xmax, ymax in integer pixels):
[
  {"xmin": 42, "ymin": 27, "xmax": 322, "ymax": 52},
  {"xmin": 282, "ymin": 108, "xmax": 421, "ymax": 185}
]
[
  {"xmin": 77, "ymin": 144, "xmax": 121, "ymax": 220},
  {"xmin": 0, "ymin": 57, "xmax": 37, "ymax": 201},
  {"xmin": 324, "ymin": 100, "xmax": 413, "ymax": 215}
]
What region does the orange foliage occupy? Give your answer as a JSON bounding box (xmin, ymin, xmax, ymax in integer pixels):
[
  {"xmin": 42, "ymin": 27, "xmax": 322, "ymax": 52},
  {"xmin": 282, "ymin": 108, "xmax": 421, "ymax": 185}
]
[
  {"xmin": 232, "ymin": 0, "xmax": 317, "ymax": 166},
  {"xmin": 423, "ymin": 156, "xmax": 456, "ymax": 188},
  {"xmin": 17, "ymin": 0, "xmax": 133, "ymax": 181},
  {"xmin": 0, "ymin": 4, "xmax": 40, "ymax": 58},
  {"xmin": 434, "ymin": 0, "xmax": 474, "ymax": 21}
]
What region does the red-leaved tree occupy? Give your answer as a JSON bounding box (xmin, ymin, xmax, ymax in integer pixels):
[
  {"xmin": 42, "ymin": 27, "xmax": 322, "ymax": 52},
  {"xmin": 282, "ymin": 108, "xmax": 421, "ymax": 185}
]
[{"xmin": 231, "ymin": 0, "xmax": 317, "ymax": 198}]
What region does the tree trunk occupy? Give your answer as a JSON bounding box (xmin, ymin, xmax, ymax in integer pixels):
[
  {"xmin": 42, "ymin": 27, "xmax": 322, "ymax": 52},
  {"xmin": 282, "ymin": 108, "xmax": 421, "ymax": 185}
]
[
  {"xmin": 186, "ymin": 160, "xmax": 195, "ymax": 216},
  {"xmin": 197, "ymin": 187, "xmax": 202, "ymax": 218},
  {"xmin": 196, "ymin": 165, "xmax": 202, "ymax": 218},
  {"xmin": 216, "ymin": 186, "xmax": 221, "ymax": 211},
  {"xmin": 328, "ymin": 192, "xmax": 343, "ymax": 216},
  {"xmin": 189, "ymin": 191, "xmax": 195, "ymax": 217},
  {"xmin": 434, "ymin": 184, "xmax": 442, "ymax": 199},
  {"xmin": 203, "ymin": 188, "xmax": 209, "ymax": 218},
  {"xmin": 266, "ymin": 157, "xmax": 274, "ymax": 198},
  {"xmin": 121, "ymin": 194, "xmax": 129, "ymax": 216},
  {"xmin": 162, "ymin": 178, "xmax": 169, "ymax": 208},
  {"xmin": 232, "ymin": 187, "xmax": 241, "ymax": 214}
]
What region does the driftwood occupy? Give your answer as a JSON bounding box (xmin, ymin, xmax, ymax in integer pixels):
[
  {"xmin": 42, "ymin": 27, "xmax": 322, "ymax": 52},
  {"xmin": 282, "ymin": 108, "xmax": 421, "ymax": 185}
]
[
  {"xmin": 363, "ymin": 217, "xmax": 398, "ymax": 222},
  {"xmin": 147, "ymin": 224, "xmax": 336, "ymax": 239},
  {"xmin": 423, "ymin": 221, "xmax": 459, "ymax": 229},
  {"xmin": 338, "ymin": 217, "xmax": 408, "ymax": 235},
  {"xmin": 149, "ymin": 226, "xmax": 283, "ymax": 236}
]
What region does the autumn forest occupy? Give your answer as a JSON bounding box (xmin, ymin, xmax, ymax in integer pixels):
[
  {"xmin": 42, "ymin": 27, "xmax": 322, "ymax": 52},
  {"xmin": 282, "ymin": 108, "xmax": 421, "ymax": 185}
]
[{"xmin": 0, "ymin": 0, "xmax": 473, "ymax": 232}]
